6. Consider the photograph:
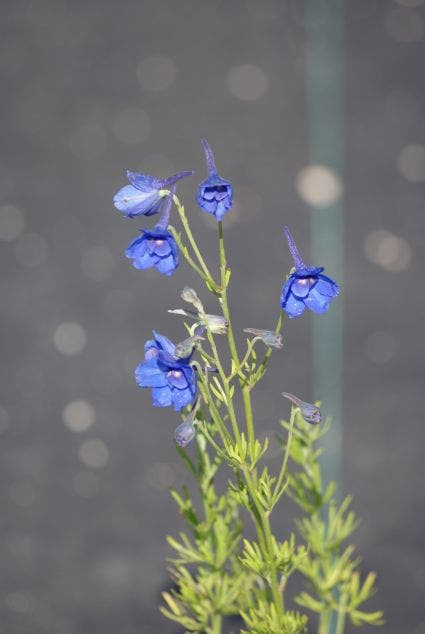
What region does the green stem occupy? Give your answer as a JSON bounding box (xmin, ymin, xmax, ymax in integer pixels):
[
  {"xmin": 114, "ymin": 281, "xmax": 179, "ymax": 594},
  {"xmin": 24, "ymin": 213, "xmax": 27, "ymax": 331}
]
[
  {"xmin": 335, "ymin": 594, "xmax": 347, "ymax": 634},
  {"xmin": 274, "ymin": 406, "xmax": 297, "ymax": 499},
  {"xmin": 169, "ymin": 225, "xmax": 211, "ymax": 284},
  {"xmin": 173, "ymin": 195, "xmax": 218, "ymax": 289},
  {"xmin": 251, "ymin": 311, "xmax": 284, "ymax": 385},
  {"xmin": 216, "ymin": 221, "xmax": 286, "ymax": 620},
  {"xmin": 203, "ymin": 325, "xmax": 241, "ymax": 444},
  {"xmin": 227, "ymin": 337, "xmax": 260, "ymax": 381},
  {"xmin": 196, "ymin": 369, "xmax": 232, "ymax": 446},
  {"xmin": 318, "ymin": 609, "xmax": 332, "ymax": 634},
  {"xmin": 242, "ymin": 385, "xmax": 255, "ymax": 459},
  {"xmin": 243, "ymin": 468, "xmax": 285, "ymax": 620},
  {"xmin": 218, "ymin": 221, "xmax": 240, "ymax": 364},
  {"xmin": 210, "ymin": 613, "xmax": 222, "ymax": 634}
]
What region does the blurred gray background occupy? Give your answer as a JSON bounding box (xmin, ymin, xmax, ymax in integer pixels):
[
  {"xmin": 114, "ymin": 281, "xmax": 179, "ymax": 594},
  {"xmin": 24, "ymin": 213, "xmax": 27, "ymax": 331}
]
[{"xmin": 1, "ymin": 0, "xmax": 424, "ymax": 632}]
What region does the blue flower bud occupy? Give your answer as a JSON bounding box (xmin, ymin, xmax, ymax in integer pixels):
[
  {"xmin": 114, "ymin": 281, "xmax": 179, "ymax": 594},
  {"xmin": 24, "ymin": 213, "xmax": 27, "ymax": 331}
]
[
  {"xmin": 174, "ymin": 419, "xmax": 196, "ymax": 447},
  {"xmin": 197, "ymin": 139, "xmax": 233, "ymax": 221},
  {"xmin": 282, "ymin": 392, "xmax": 321, "ymax": 425}
]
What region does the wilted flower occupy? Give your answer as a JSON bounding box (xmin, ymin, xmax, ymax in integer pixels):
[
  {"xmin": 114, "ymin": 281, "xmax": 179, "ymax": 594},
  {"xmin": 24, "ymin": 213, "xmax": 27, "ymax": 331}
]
[
  {"xmin": 114, "ymin": 169, "xmax": 193, "ymax": 218},
  {"xmin": 181, "ymin": 286, "xmax": 204, "ymax": 313},
  {"xmin": 174, "ymin": 418, "xmax": 196, "ymax": 447},
  {"xmin": 135, "ymin": 332, "xmax": 197, "ymax": 411},
  {"xmin": 197, "ymin": 139, "xmax": 233, "ymax": 220},
  {"xmin": 125, "ymin": 190, "xmax": 179, "ymax": 276},
  {"xmin": 175, "ymin": 334, "xmax": 205, "ymax": 359},
  {"xmin": 168, "ymin": 308, "xmax": 229, "ymax": 334},
  {"xmin": 243, "ymin": 328, "xmax": 284, "ymax": 349},
  {"xmin": 281, "ymin": 392, "xmax": 321, "ymax": 425},
  {"xmin": 280, "ymin": 226, "xmax": 340, "ymax": 318},
  {"xmin": 202, "ymin": 314, "xmax": 228, "ymax": 334}
]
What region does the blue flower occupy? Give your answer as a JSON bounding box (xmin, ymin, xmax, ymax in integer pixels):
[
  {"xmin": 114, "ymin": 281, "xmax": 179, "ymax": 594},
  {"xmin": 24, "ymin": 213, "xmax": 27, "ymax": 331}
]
[
  {"xmin": 114, "ymin": 169, "xmax": 193, "ymax": 218},
  {"xmin": 125, "ymin": 190, "xmax": 178, "ymax": 276},
  {"xmin": 135, "ymin": 332, "xmax": 197, "ymax": 411},
  {"xmin": 280, "ymin": 227, "xmax": 340, "ymax": 318},
  {"xmin": 197, "ymin": 139, "xmax": 233, "ymax": 220}
]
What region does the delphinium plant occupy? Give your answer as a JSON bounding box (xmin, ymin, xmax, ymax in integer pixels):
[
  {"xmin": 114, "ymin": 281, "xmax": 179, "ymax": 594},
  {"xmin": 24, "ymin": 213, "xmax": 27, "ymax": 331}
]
[{"xmin": 113, "ymin": 140, "xmax": 383, "ymax": 634}]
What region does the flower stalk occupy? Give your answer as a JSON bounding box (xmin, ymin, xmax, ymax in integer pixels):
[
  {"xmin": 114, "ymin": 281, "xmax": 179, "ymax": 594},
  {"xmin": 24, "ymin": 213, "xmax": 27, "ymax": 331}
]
[{"xmin": 113, "ymin": 141, "xmax": 383, "ymax": 634}]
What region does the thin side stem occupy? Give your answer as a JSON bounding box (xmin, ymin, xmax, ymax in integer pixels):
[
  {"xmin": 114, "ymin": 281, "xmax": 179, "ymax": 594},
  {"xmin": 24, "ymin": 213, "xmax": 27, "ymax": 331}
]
[
  {"xmin": 173, "ymin": 195, "xmax": 218, "ymax": 289},
  {"xmin": 243, "ymin": 468, "xmax": 285, "ymax": 620},
  {"xmin": 251, "ymin": 311, "xmax": 284, "ymax": 385},
  {"xmin": 227, "ymin": 337, "xmax": 260, "ymax": 381},
  {"xmin": 274, "ymin": 406, "xmax": 297, "ymax": 498},
  {"xmin": 169, "ymin": 225, "xmax": 211, "ymax": 284},
  {"xmin": 217, "ymin": 221, "xmax": 240, "ymax": 365}
]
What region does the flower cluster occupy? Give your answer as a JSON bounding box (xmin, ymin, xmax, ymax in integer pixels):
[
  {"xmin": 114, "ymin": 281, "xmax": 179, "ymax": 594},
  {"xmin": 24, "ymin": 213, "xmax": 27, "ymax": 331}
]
[
  {"xmin": 112, "ymin": 139, "xmax": 384, "ymax": 634},
  {"xmin": 113, "ymin": 141, "xmax": 340, "ymax": 443}
]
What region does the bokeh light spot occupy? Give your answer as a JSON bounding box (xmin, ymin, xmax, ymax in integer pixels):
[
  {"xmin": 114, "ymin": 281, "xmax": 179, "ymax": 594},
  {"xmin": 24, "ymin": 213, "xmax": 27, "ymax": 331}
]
[
  {"xmin": 54, "ymin": 321, "xmax": 87, "ymax": 355},
  {"xmin": 79, "ymin": 438, "xmax": 109, "ymax": 468},
  {"xmin": 73, "ymin": 471, "xmax": 100, "ymax": 498},
  {"xmin": 0, "ymin": 204, "xmax": 25, "ymax": 242},
  {"xmin": 364, "ymin": 331, "xmax": 397, "ymax": 364},
  {"xmin": 137, "ymin": 56, "xmax": 177, "ymax": 92},
  {"xmin": 9, "ymin": 481, "xmax": 36, "ymax": 507},
  {"xmin": 245, "ymin": 0, "xmax": 285, "ymax": 20},
  {"xmin": 364, "ymin": 229, "xmax": 412, "ymax": 271},
  {"xmin": 385, "ymin": 7, "xmax": 424, "ymax": 42},
  {"xmin": 296, "ymin": 164, "xmax": 343, "ymax": 208},
  {"xmin": 397, "ymin": 144, "xmax": 425, "ymax": 182},
  {"xmin": 5, "ymin": 592, "xmax": 31, "ymax": 613},
  {"xmin": 396, "ymin": 0, "xmax": 425, "ymax": 5},
  {"xmin": 14, "ymin": 233, "xmax": 48, "ymax": 268},
  {"xmin": 62, "ymin": 399, "xmax": 95, "ymax": 433},
  {"xmin": 146, "ymin": 462, "xmax": 176, "ymax": 490},
  {"xmin": 112, "ymin": 107, "xmax": 150, "ymax": 144},
  {"xmin": 226, "ymin": 64, "xmax": 269, "ymax": 101},
  {"xmin": 81, "ymin": 245, "xmax": 115, "ymax": 281},
  {"xmin": 70, "ymin": 123, "xmax": 107, "ymax": 160},
  {"xmin": 0, "ymin": 405, "xmax": 9, "ymax": 433}
]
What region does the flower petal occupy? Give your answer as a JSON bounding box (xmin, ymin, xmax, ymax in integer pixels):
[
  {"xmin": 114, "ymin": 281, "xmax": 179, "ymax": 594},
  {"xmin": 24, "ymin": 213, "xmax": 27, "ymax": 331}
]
[
  {"xmin": 282, "ymin": 292, "xmax": 306, "ymax": 318},
  {"xmin": 156, "ymin": 254, "xmax": 177, "ymax": 275},
  {"xmin": 314, "ymin": 275, "xmax": 340, "ymax": 298},
  {"xmin": 153, "ymin": 239, "xmax": 172, "ymax": 257},
  {"xmin": 167, "ymin": 369, "xmax": 188, "ymax": 389},
  {"xmin": 152, "ymin": 385, "xmax": 173, "ymax": 407},
  {"xmin": 304, "ymin": 287, "xmax": 332, "ymax": 313},
  {"xmin": 171, "ymin": 386, "xmax": 195, "ymax": 411},
  {"xmin": 114, "ymin": 185, "xmax": 162, "ymax": 217},
  {"xmin": 144, "ymin": 340, "xmax": 158, "ymax": 359},
  {"xmin": 291, "ymin": 277, "xmax": 311, "ymax": 299},
  {"xmin": 135, "ymin": 360, "xmax": 167, "ymax": 388},
  {"xmin": 153, "ymin": 332, "xmax": 176, "ymax": 356},
  {"xmin": 182, "ymin": 366, "xmax": 197, "ymax": 395},
  {"xmin": 126, "ymin": 171, "xmax": 158, "ymax": 191}
]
